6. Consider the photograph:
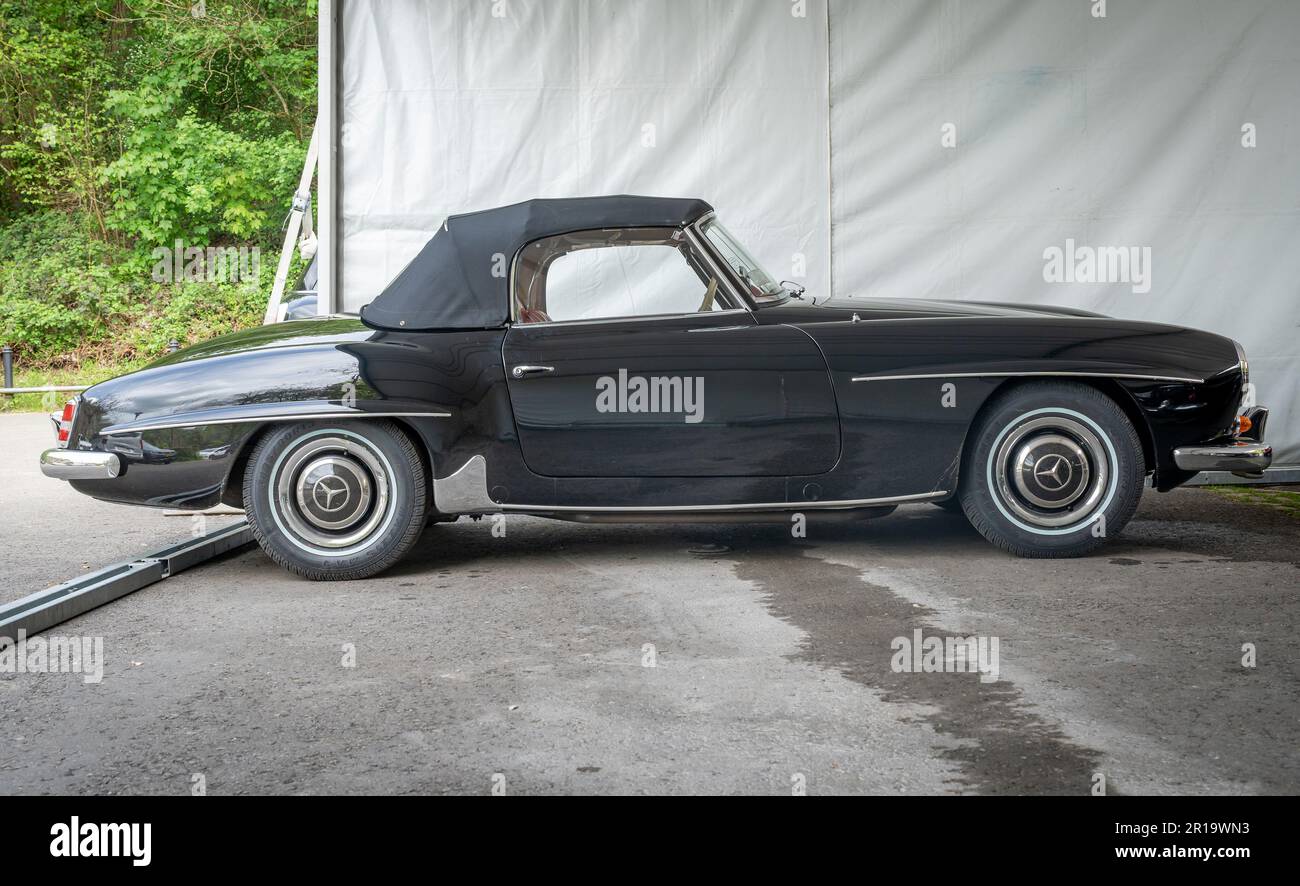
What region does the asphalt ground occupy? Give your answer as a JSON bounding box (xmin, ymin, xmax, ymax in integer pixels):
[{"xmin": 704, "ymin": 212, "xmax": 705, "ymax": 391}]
[{"xmin": 1, "ymin": 412, "xmax": 1296, "ymax": 795}]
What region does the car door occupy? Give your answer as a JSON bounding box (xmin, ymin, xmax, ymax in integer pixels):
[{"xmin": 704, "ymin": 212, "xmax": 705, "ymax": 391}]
[{"xmin": 500, "ymin": 226, "xmax": 839, "ymax": 478}]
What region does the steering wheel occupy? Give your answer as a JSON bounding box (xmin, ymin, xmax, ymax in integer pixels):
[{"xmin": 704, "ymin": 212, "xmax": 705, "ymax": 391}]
[{"xmin": 698, "ymin": 277, "xmax": 718, "ymax": 313}]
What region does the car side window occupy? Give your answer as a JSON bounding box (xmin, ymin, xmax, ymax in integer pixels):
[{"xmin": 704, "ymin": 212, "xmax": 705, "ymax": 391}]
[{"xmin": 514, "ymin": 227, "xmax": 725, "ymax": 324}]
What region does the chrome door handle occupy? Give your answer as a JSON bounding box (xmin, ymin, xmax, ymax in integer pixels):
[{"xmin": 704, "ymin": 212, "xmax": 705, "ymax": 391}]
[{"xmin": 511, "ymin": 365, "xmax": 554, "ymax": 379}]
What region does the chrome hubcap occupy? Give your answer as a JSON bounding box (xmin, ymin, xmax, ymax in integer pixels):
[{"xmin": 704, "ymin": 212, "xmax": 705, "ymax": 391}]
[
  {"xmin": 295, "ymin": 456, "xmax": 373, "ymax": 530},
  {"xmin": 271, "ymin": 432, "xmax": 394, "ymax": 554},
  {"xmin": 1012, "ymin": 433, "xmax": 1090, "ymax": 509},
  {"xmin": 993, "ymin": 415, "xmax": 1110, "ymax": 529}
]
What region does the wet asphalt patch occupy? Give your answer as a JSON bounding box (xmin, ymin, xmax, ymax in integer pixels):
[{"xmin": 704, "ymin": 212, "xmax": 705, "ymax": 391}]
[{"xmin": 731, "ymin": 539, "xmax": 1108, "ymax": 795}]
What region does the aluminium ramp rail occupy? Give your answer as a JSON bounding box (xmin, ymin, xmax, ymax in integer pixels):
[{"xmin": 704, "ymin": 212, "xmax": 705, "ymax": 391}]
[{"xmin": 0, "ymin": 521, "xmax": 253, "ymax": 640}]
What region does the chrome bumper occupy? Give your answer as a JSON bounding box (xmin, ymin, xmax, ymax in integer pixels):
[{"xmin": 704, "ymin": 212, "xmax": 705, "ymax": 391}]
[
  {"xmin": 1173, "ymin": 441, "xmax": 1273, "ymax": 477},
  {"xmin": 40, "ymin": 449, "xmax": 121, "ymax": 480}
]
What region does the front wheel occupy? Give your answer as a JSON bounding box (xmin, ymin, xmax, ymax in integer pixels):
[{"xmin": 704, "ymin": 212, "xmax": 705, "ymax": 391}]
[
  {"xmin": 243, "ymin": 421, "xmax": 427, "ymax": 580},
  {"xmin": 958, "ymin": 382, "xmax": 1144, "ymax": 558}
]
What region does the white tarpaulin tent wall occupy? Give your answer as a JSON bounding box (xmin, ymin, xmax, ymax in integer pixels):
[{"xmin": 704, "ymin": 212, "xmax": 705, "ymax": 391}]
[
  {"xmin": 326, "ymin": 0, "xmax": 1299, "ymax": 467},
  {"xmin": 334, "ymin": 0, "xmax": 830, "ymax": 312}
]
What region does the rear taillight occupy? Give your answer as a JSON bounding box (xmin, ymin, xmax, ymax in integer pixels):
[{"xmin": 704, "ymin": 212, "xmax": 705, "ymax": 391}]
[{"xmin": 52, "ymin": 397, "xmax": 77, "ymax": 448}]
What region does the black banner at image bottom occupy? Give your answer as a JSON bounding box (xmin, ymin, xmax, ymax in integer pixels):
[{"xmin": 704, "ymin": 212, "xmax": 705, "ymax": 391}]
[{"xmin": 5, "ymin": 796, "xmax": 1283, "ymax": 871}]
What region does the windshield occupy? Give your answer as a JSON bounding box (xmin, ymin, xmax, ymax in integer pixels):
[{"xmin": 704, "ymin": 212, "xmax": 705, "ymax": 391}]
[{"xmin": 700, "ymin": 218, "xmax": 787, "ymax": 303}]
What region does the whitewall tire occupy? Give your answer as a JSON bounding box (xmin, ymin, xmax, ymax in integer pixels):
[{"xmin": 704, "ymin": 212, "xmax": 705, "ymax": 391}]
[
  {"xmin": 243, "ymin": 421, "xmax": 427, "ymax": 580},
  {"xmin": 958, "ymin": 383, "xmax": 1144, "ymax": 558}
]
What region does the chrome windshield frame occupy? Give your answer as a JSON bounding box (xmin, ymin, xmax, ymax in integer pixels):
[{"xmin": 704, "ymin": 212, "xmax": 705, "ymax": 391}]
[{"xmin": 687, "ymin": 212, "xmax": 790, "ymax": 310}]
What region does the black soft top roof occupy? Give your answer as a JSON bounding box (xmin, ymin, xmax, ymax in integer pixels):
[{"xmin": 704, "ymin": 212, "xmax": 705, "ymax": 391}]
[{"xmin": 359, "ymin": 195, "xmax": 714, "ymax": 331}]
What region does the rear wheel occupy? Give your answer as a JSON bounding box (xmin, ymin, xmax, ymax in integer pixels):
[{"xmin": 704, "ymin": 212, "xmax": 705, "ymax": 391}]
[
  {"xmin": 958, "ymin": 382, "xmax": 1144, "ymax": 558},
  {"xmin": 243, "ymin": 421, "xmax": 427, "ymax": 580}
]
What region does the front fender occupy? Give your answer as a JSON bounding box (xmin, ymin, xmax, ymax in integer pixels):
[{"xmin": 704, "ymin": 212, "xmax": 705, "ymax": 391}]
[{"xmin": 800, "ymin": 315, "xmax": 1243, "ymax": 493}]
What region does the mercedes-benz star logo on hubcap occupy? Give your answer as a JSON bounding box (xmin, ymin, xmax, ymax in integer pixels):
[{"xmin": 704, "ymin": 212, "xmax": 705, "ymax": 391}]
[
  {"xmin": 1032, "ymin": 453, "xmax": 1073, "ymax": 491},
  {"xmin": 312, "ymin": 476, "xmax": 349, "ymax": 512}
]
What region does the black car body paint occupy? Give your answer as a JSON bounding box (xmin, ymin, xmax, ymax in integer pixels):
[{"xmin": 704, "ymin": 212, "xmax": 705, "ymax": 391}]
[{"xmin": 63, "ymin": 298, "xmax": 1243, "ymax": 510}]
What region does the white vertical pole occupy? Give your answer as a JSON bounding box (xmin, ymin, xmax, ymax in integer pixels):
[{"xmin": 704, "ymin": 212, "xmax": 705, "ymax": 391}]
[
  {"xmin": 263, "ymin": 122, "xmax": 320, "ymax": 325},
  {"xmin": 824, "ymin": 0, "xmax": 835, "ymax": 301},
  {"xmin": 317, "ymin": 0, "xmax": 338, "ymax": 316}
]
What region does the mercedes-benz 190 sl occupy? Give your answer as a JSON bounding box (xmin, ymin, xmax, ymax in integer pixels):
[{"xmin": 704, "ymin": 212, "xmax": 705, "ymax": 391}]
[{"xmin": 40, "ymin": 196, "xmax": 1272, "ymax": 579}]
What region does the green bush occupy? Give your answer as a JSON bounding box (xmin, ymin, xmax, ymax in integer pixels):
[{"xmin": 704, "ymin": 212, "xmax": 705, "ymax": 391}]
[
  {"xmin": 0, "ymin": 1, "xmax": 315, "ymax": 376},
  {"xmin": 0, "ymin": 209, "xmax": 285, "ymax": 369},
  {"xmin": 102, "ymin": 101, "xmax": 304, "ymax": 246},
  {"xmin": 0, "ymin": 212, "xmax": 127, "ymax": 362}
]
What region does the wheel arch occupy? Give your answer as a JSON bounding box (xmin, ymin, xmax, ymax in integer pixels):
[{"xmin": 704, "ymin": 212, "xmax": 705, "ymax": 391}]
[
  {"xmin": 386, "ymin": 417, "xmax": 434, "ymax": 496},
  {"xmin": 1072, "ymin": 378, "xmax": 1155, "ymax": 477},
  {"xmin": 954, "ymin": 376, "xmax": 1155, "ymax": 489},
  {"xmin": 219, "ymin": 417, "xmax": 436, "ymax": 509},
  {"xmin": 221, "ymin": 423, "xmax": 272, "ymax": 508}
]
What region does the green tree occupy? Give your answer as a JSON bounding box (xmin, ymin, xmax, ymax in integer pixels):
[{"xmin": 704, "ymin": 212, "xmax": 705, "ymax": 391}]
[{"xmin": 0, "ymin": 0, "xmax": 316, "ymax": 372}]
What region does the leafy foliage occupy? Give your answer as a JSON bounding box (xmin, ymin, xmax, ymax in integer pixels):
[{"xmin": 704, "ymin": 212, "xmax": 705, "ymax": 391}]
[
  {"xmin": 0, "ymin": 209, "xmax": 282, "ymax": 367},
  {"xmin": 0, "ymin": 0, "xmax": 315, "ymax": 370}
]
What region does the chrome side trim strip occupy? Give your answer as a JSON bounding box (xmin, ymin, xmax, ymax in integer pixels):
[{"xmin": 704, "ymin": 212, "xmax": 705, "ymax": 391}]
[
  {"xmin": 501, "ymin": 490, "xmax": 948, "ymax": 514},
  {"xmin": 513, "ymin": 308, "xmax": 750, "ymax": 329},
  {"xmin": 431, "ymin": 455, "xmax": 947, "ymax": 515},
  {"xmin": 102, "ymin": 410, "xmax": 449, "ymax": 436},
  {"xmin": 850, "ymin": 371, "xmax": 1205, "ymax": 385}
]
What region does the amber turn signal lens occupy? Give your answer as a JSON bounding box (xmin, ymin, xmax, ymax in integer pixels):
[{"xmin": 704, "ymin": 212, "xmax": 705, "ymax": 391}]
[{"xmin": 1236, "ymin": 414, "xmax": 1253, "ymax": 435}]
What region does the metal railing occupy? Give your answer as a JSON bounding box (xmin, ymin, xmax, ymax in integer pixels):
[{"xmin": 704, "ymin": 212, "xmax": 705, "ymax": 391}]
[{"xmin": 1, "ymin": 345, "xmax": 90, "ymax": 399}]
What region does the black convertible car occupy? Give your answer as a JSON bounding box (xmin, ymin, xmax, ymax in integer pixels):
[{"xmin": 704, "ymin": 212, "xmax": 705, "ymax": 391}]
[{"xmin": 41, "ymin": 196, "xmax": 1271, "ymax": 579}]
